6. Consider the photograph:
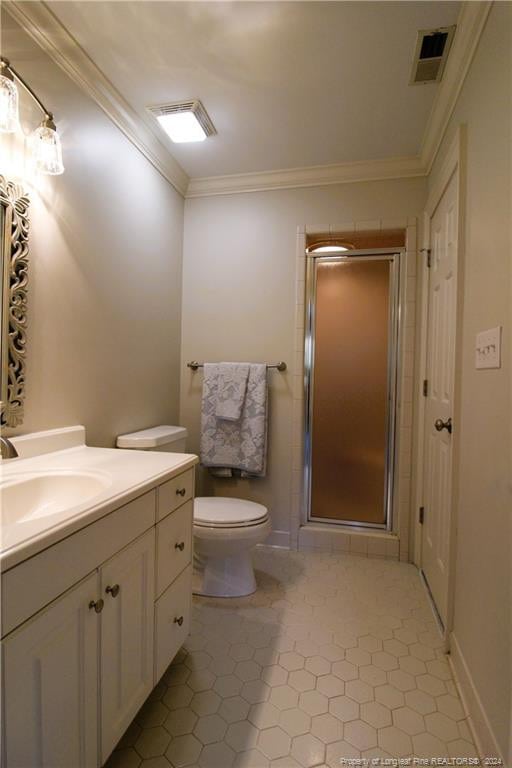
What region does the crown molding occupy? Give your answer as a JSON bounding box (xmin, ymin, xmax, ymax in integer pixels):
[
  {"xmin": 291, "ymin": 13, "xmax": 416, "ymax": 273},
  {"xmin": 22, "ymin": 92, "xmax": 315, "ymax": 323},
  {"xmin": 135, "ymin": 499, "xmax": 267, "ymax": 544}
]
[
  {"xmin": 4, "ymin": 0, "xmax": 490, "ymax": 199},
  {"xmin": 4, "ymin": 0, "xmax": 189, "ymax": 197},
  {"xmin": 420, "ymin": 0, "xmax": 492, "ymax": 173},
  {"xmin": 187, "ymin": 1, "xmax": 491, "ymax": 198},
  {"xmin": 185, "ymin": 155, "xmax": 425, "ymax": 198}
]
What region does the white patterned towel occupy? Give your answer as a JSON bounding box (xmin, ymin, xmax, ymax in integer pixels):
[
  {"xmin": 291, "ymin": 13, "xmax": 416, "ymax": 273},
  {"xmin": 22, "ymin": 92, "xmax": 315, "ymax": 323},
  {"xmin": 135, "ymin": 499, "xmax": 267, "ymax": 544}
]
[
  {"xmin": 200, "ymin": 363, "xmax": 268, "ymax": 477},
  {"xmin": 215, "ymin": 363, "xmax": 250, "ymax": 421}
]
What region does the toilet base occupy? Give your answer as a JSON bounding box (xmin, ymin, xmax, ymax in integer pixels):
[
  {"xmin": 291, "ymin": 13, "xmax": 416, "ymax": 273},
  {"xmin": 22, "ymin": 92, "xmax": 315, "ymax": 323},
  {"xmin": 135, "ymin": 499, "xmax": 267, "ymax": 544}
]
[{"xmin": 193, "ymin": 551, "xmax": 257, "ymax": 598}]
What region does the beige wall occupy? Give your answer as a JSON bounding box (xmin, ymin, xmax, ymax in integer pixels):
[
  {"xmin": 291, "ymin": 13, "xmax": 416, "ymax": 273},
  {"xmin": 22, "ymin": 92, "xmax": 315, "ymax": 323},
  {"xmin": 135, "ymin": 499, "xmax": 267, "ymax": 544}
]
[
  {"xmin": 428, "ymin": 3, "xmax": 511, "ymax": 759},
  {"xmin": 181, "ymin": 178, "xmax": 426, "ymax": 542},
  {"xmin": 1, "ymin": 15, "xmax": 184, "ymax": 447}
]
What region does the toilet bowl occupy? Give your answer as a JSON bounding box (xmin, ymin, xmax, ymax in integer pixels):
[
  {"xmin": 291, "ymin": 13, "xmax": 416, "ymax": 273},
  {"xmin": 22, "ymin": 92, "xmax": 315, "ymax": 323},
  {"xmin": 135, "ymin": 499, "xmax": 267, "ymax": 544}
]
[
  {"xmin": 116, "ymin": 425, "xmax": 271, "ymax": 598},
  {"xmin": 193, "ymin": 497, "xmax": 271, "ymax": 597}
]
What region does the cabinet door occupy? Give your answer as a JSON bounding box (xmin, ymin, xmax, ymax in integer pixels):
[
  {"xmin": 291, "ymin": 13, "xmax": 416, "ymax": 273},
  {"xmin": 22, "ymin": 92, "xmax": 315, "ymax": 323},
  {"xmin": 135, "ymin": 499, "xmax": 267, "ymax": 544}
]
[
  {"xmin": 3, "ymin": 572, "xmax": 99, "ymax": 768},
  {"xmin": 154, "ymin": 564, "xmax": 192, "ymax": 682},
  {"xmin": 100, "ymin": 529, "xmax": 155, "ymax": 763}
]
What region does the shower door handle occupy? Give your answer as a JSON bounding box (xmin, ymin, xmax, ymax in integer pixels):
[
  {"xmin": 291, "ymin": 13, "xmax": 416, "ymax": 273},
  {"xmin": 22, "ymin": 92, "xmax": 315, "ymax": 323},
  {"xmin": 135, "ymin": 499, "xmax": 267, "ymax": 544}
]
[{"xmin": 434, "ymin": 417, "xmax": 452, "ymax": 434}]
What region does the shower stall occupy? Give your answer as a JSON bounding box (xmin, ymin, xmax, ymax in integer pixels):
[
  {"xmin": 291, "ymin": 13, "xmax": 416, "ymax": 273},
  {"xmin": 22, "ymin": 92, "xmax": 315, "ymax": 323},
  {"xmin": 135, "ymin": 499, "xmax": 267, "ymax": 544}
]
[{"xmin": 304, "ymin": 247, "xmax": 402, "ymax": 530}]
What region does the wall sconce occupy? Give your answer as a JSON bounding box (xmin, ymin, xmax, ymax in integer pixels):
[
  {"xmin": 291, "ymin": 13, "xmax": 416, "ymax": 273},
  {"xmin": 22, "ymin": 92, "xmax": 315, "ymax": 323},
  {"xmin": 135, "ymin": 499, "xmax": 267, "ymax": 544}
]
[{"xmin": 0, "ymin": 57, "xmax": 64, "ymax": 175}]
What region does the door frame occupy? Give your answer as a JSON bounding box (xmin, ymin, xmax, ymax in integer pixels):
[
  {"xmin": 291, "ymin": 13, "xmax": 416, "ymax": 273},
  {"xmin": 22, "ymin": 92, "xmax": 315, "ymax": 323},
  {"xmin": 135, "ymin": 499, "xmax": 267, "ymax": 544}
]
[
  {"xmin": 413, "ymin": 125, "xmax": 466, "ymax": 644},
  {"xmin": 304, "ymin": 247, "xmax": 403, "ymax": 531}
]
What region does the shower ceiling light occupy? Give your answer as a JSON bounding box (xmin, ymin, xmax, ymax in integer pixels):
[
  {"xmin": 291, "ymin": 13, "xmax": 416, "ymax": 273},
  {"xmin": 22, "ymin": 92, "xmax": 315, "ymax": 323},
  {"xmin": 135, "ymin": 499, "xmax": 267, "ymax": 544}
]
[
  {"xmin": 0, "ymin": 57, "xmax": 64, "ymax": 175},
  {"xmin": 311, "ymin": 245, "xmax": 349, "ymax": 253}
]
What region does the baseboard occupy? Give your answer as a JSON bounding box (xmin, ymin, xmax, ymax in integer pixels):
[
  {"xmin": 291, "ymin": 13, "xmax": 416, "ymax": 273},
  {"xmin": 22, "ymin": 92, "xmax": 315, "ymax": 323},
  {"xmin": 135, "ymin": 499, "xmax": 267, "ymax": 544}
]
[
  {"xmin": 449, "ymin": 633, "xmax": 505, "ymax": 763},
  {"xmin": 260, "ymin": 530, "xmax": 290, "ymax": 549}
]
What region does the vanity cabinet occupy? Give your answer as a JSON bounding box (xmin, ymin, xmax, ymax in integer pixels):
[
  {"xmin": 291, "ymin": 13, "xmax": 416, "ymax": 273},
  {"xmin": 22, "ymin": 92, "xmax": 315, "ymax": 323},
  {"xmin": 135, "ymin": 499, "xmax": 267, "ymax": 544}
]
[{"xmin": 1, "ymin": 465, "xmax": 195, "ymax": 768}]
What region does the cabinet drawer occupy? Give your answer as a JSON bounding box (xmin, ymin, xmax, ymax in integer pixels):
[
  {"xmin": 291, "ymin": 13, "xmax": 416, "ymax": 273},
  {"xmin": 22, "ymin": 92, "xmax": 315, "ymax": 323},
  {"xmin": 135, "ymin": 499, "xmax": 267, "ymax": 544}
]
[
  {"xmin": 154, "ymin": 565, "xmax": 192, "ymax": 683},
  {"xmin": 157, "ymin": 469, "xmax": 194, "ymax": 521},
  {"xmin": 156, "ymin": 501, "xmax": 193, "ymax": 597}
]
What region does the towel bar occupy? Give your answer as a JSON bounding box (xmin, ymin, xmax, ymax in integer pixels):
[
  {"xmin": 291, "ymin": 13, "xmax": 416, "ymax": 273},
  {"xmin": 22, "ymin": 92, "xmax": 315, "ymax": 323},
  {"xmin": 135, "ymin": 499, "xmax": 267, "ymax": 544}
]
[{"xmin": 187, "ymin": 361, "xmax": 287, "ymax": 372}]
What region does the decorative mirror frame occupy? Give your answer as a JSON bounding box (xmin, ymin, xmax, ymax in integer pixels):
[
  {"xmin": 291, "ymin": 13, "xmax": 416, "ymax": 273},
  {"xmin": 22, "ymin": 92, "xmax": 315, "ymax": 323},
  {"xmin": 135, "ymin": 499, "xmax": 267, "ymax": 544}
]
[{"xmin": 0, "ymin": 175, "xmax": 29, "ymax": 427}]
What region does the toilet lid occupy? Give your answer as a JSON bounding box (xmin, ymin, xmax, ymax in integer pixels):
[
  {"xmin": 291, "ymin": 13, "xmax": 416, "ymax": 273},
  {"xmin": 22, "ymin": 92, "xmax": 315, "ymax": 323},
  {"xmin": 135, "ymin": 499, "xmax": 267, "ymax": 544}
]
[{"xmin": 194, "ymin": 497, "xmax": 269, "ymax": 528}]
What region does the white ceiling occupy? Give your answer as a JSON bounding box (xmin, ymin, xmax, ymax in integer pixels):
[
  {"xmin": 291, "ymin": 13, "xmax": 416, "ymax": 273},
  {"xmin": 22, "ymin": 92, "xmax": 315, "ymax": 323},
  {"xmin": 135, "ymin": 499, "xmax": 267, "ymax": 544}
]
[{"xmin": 49, "ymin": 1, "xmax": 460, "ymax": 179}]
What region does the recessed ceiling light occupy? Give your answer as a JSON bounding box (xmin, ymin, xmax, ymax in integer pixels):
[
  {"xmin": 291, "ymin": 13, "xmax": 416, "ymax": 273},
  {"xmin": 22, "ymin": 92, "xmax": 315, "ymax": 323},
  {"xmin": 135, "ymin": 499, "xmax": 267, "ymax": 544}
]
[{"xmin": 148, "ymin": 100, "xmax": 216, "ymax": 144}]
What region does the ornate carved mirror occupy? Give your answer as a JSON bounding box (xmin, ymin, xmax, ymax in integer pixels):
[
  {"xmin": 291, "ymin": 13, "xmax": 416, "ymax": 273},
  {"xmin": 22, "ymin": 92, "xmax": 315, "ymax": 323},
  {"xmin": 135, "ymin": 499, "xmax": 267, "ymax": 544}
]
[{"xmin": 0, "ymin": 176, "xmax": 29, "ymax": 427}]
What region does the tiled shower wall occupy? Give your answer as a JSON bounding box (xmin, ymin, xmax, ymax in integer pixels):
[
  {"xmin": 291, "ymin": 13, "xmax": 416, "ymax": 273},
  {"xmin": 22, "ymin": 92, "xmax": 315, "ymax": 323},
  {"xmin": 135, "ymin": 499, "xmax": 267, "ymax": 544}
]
[{"xmin": 289, "ymin": 220, "xmax": 418, "ymax": 561}]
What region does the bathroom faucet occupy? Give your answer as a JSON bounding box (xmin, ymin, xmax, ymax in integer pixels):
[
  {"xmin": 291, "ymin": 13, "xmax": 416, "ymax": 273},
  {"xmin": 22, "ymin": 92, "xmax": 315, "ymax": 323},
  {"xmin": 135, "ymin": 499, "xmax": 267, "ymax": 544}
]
[{"xmin": 0, "ymin": 437, "xmax": 18, "ymax": 459}]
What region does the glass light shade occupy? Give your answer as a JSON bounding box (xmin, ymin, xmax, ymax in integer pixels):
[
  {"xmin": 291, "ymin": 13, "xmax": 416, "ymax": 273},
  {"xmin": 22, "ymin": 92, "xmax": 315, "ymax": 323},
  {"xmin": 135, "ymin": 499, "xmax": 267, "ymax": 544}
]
[
  {"xmin": 0, "ymin": 74, "xmax": 19, "ymax": 133},
  {"xmin": 30, "ymin": 123, "xmax": 64, "ymax": 175}
]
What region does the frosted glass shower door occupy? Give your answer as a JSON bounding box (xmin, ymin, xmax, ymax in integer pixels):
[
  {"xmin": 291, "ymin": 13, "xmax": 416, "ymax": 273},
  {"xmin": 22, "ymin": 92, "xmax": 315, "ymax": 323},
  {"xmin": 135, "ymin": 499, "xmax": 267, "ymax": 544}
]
[{"xmin": 307, "ymin": 256, "xmax": 397, "ymax": 527}]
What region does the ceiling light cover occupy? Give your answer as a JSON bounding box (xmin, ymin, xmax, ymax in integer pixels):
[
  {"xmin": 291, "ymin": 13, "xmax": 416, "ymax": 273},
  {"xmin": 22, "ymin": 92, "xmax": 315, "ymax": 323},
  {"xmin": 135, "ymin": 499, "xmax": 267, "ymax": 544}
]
[
  {"xmin": 158, "ymin": 112, "xmax": 206, "ymax": 143},
  {"xmin": 148, "ymin": 100, "xmax": 216, "ymax": 144},
  {"xmin": 310, "ymin": 245, "xmax": 349, "ymax": 253}
]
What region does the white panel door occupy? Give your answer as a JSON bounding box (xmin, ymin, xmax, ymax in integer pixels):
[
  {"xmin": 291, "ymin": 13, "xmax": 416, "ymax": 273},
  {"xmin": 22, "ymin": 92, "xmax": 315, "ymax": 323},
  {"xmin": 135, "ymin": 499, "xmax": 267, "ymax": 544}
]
[
  {"xmin": 100, "ymin": 529, "xmax": 155, "ymax": 763},
  {"xmin": 3, "ymin": 572, "xmax": 99, "ymax": 768},
  {"xmin": 422, "ymin": 170, "xmax": 458, "ymax": 626}
]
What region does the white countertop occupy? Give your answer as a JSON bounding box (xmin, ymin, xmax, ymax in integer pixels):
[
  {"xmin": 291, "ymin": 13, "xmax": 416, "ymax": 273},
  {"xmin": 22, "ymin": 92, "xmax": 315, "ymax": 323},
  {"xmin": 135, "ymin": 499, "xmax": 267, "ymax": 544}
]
[{"xmin": 0, "ymin": 432, "xmax": 198, "ymax": 572}]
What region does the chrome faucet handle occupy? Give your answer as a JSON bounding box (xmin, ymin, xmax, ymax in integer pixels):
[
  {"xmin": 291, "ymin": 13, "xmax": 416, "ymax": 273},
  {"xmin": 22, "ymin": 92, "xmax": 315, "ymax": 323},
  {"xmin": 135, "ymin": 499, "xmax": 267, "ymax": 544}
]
[{"xmin": 0, "ymin": 437, "xmax": 18, "ymax": 459}]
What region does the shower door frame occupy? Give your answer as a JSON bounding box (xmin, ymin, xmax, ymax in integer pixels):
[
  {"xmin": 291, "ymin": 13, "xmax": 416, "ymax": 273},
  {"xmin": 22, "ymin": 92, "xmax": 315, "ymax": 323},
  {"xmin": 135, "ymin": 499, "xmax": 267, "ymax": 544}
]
[{"xmin": 304, "ymin": 247, "xmax": 403, "ymax": 531}]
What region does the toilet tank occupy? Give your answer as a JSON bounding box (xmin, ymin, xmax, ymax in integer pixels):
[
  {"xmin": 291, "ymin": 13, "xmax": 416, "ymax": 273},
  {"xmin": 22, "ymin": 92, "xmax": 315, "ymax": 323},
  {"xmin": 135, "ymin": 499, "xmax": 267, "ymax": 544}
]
[{"xmin": 116, "ymin": 425, "xmax": 188, "ymax": 453}]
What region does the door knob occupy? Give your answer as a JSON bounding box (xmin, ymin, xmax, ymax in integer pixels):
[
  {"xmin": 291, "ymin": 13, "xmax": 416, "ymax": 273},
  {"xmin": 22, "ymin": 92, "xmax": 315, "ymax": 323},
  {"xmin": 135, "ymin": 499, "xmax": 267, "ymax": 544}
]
[
  {"xmin": 106, "ymin": 584, "xmax": 120, "ymax": 598},
  {"xmin": 89, "ymin": 598, "xmax": 104, "ymax": 613},
  {"xmin": 174, "ymin": 616, "xmax": 184, "ymax": 626},
  {"xmin": 175, "ymin": 542, "xmax": 185, "ymax": 551},
  {"xmin": 434, "ymin": 417, "xmax": 452, "ymax": 434}
]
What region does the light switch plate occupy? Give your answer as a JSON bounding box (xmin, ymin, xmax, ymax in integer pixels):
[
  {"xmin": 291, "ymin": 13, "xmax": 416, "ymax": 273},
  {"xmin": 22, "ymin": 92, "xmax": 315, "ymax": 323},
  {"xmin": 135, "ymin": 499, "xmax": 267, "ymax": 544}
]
[{"xmin": 475, "ymin": 326, "xmax": 502, "ymax": 369}]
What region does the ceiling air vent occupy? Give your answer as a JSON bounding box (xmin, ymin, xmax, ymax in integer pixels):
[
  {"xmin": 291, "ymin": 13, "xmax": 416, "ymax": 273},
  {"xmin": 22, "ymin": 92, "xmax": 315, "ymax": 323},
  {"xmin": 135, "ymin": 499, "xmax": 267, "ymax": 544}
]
[{"xmin": 410, "ymin": 26, "xmax": 456, "ymax": 85}]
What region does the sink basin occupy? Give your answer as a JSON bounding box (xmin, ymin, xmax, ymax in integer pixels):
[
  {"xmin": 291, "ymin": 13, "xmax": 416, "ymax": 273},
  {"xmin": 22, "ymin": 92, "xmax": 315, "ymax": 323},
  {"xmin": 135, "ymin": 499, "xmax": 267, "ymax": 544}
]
[{"xmin": 1, "ymin": 471, "xmax": 111, "ymax": 527}]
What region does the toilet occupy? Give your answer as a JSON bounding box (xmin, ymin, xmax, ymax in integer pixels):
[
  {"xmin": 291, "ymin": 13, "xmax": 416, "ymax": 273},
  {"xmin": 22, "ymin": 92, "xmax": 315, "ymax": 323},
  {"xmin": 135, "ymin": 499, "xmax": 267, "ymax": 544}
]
[{"xmin": 116, "ymin": 425, "xmax": 271, "ymax": 597}]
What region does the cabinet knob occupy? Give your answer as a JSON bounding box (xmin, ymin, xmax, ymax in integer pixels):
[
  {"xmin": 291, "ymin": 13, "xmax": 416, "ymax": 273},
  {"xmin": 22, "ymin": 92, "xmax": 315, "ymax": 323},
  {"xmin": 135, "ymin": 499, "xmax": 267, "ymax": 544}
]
[
  {"xmin": 89, "ymin": 599, "xmax": 104, "ymax": 613},
  {"xmin": 175, "ymin": 541, "xmax": 185, "ymax": 551},
  {"xmin": 106, "ymin": 584, "xmax": 120, "ymax": 598},
  {"xmin": 176, "ymin": 488, "xmax": 186, "ymax": 497},
  {"xmin": 174, "ymin": 616, "xmax": 184, "ymax": 626}
]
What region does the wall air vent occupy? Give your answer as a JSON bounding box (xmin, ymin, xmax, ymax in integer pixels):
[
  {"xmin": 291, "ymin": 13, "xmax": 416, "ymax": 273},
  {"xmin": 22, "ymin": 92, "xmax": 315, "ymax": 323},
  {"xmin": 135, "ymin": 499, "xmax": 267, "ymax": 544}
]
[
  {"xmin": 147, "ymin": 100, "xmax": 216, "ymax": 143},
  {"xmin": 410, "ymin": 26, "xmax": 456, "ymax": 85}
]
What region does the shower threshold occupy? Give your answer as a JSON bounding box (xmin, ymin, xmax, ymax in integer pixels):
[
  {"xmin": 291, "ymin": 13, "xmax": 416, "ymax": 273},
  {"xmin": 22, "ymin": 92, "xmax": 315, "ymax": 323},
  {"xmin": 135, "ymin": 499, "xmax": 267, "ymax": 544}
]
[{"xmin": 298, "ymin": 523, "xmax": 401, "ymax": 560}]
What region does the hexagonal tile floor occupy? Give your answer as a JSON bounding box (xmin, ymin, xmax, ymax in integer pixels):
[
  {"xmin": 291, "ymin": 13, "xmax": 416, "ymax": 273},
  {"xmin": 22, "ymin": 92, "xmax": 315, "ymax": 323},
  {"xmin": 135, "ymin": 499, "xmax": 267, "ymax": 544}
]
[{"xmin": 105, "ymin": 549, "xmax": 478, "ymax": 768}]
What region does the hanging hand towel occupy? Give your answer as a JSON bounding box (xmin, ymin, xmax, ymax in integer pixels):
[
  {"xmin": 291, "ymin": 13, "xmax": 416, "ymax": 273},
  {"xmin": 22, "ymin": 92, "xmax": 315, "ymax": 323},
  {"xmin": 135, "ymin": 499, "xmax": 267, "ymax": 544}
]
[
  {"xmin": 215, "ymin": 363, "xmax": 250, "ymax": 421},
  {"xmin": 200, "ymin": 363, "xmax": 268, "ymax": 477}
]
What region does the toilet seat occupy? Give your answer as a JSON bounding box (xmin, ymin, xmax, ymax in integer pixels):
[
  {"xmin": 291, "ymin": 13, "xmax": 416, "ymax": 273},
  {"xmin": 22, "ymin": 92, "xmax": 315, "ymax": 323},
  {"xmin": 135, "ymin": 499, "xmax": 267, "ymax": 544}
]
[{"xmin": 194, "ymin": 497, "xmax": 269, "ymax": 529}]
